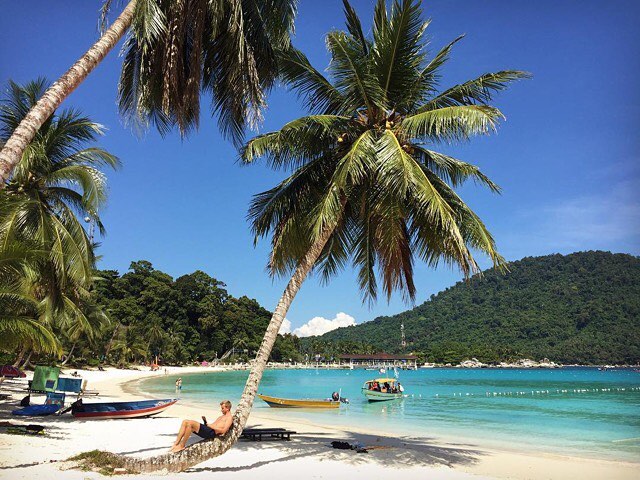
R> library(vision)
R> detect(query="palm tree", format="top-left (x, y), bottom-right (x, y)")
top-left (118, 0), bottom-right (297, 142)
top-left (111, 327), bottom-right (149, 365)
top-left (0, 0), bottom-right (135, 187)
top-left (0, 0), bottom-right (297, 187)
top-left (0, 79), bottom-right (118, 363)
top-left (0, 241), bottom-right (59, 357)
top-left (58, 295), bottom-right (111, 366)
top-left (0, 79), bottom-right (119, 293)
top-left (115, 0), bottom-right (529, 473)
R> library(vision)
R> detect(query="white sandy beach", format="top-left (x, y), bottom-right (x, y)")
top-left (0, 366), bottom-right (637, 480)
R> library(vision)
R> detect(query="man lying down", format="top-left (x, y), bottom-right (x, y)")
top-left (169, 400), bottom-right (233, 453)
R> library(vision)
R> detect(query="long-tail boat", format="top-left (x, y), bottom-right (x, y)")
top-left (257, 393), bottom-right (343, 408)
top-left (71, 398), bottom-right (177, 419)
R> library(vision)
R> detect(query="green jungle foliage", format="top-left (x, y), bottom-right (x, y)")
top-left (86, 261), bottom-right (303, 366)
top-left (316, 251), bottom-right (640, 365)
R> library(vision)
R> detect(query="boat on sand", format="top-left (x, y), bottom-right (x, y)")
top-left (71, 398), bottom-right (177, 419)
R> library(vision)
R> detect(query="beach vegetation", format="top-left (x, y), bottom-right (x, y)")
top-left (229, 0), bottom-right (528, 462)
top-left (0, 0), bottom-right (297, 187)
top-left (89, 262), bottom-right (302, 366)
top-left (0, 79), bottom-right (117, 365)
top-left (117, 0), bottom-right (527, 472)
top-left (69, 449), bottom-right (128, 475)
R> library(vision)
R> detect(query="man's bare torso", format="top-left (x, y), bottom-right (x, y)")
top-left (208, 411), bottom-right (232, 435)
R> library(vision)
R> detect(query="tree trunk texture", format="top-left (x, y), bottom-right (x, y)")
top-left (0, 0), bottom-right (137, 187)
top-left (13, 346), bottom-right (27, 367)
top-left (121, 227), bottom-right (335, 473)
top-left (104, 323), bottom-right (120, 360)
top-left (19, 350), bottom-right (33, 369)
top-left (60, 342), bottom-right (76, 366)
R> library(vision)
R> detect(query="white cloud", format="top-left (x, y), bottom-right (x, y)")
top-left (292, 312), bottom-right (356, 337)
top-left (278, 318), bottom-right (292, 335)
top-left (540, 179), bottom-right (640, 250)
top-left (501, 178), bottom-right (640, 258)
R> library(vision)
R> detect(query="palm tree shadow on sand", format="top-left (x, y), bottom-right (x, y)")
top-left (184, 429), bottom-right (484, 473)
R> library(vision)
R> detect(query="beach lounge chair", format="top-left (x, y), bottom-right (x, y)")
top-left (57, 377), bottom-right (83, 394)
top-left (30, 366), bottom-right (60, 392)
top-left (241, 427), bottom-right (296, 441)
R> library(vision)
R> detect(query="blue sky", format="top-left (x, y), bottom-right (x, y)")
top-left (1, 1), bottom-right (639, 336)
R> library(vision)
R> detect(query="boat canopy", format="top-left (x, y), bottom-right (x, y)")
top-left (364, 378), bottom-right (397, 384)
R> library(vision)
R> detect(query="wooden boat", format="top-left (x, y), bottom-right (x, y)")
top-left (12, 404), bottom-right (61, 416)
top-left (71, 398), bottom-right (177, 419)
top-left (362, 378), bottom-right (404, 402)
top-left (258, 393), bottom-right (341, 408)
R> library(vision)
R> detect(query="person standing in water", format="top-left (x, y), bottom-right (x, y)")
top-left (175, 377), bottom-right (182, 392)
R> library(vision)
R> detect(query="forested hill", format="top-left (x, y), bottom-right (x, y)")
top-left (319, 251), bottom-right (640, 365)
top-left (90, 261), bottom-right (301, 365)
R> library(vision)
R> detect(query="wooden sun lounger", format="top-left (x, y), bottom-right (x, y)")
top-left (241, 428), bottom-right (296, 441)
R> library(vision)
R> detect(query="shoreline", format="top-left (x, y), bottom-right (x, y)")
top-left (127, 367), bottom-right (638, 464)
top-left (1, 365), bottom-right (638, 479)
top-left (105, 366), bottom-right (640, 478)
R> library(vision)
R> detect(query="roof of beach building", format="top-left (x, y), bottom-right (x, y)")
top-left (338, 353), bottom-right (418, 360)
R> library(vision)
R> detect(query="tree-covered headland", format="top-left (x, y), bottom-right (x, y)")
top-left (318, 251), bottom-right (640, 365)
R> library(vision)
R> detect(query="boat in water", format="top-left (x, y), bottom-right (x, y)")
top-left (362, 378), bottom-right (404, 402)
top-left (258, 393), bottom-right (347, 408)
top-left (71, 398), bottom-right (177, 419)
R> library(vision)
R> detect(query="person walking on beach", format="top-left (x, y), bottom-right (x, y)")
top-left (169, 400), bottom-right (233, 453)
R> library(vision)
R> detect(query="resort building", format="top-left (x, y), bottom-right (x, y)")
top-left (338, 353), bottom-right (419, 369)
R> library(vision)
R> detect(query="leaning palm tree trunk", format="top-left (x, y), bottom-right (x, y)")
top-left (104, 323), bottom-right (120, 359)
top-left (60, 342), bottom-right (77, 366)
top-left (120, 227), bottom-right (335, 473)
top-left (0, 0), bottom-right (136, 187)
top-left (13, 346), bottom-right (27, 368)
top-left (19, 349), bottom-right (34, 369)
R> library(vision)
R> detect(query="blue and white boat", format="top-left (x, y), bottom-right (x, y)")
top-left (71, 398), bottom-right (177, 419)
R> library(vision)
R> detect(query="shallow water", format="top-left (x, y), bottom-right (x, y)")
top-left (138, 367), bottom-right (640, 461)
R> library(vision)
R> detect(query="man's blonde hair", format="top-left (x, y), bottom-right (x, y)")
top-left (220, 400), bottom-right (232, 410)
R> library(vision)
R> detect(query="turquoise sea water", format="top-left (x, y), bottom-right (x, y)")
top-left (137, 367), bottom-right (640, 461)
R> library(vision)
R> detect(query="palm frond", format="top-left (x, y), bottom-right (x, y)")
top-left (342, 0), bottom-right (369, 55)
top-left (309, 129), bottom-right (377, 239)
top-left (326, 31), bottom-right (384, 114)
top-left (419, 70), bottom-right (532, 111)
top-left (371, 0), bottom-right (429, 108)
top-left (0, 315), bottom-right (60, 354)
top-left (241, 115), bottom-right (351, 170)
top-left (401, 105), bottom-right (505, 142)
top-left (403, 34), bottom-right (465, 111)
top-left (119, 0), bottom-right (297, 144)
top-left (414, 146), bottom-right (501, 192)
top-left (245, 0), bottom-right (526, 304)
top-left (277, 47), bottom-right (346, 115)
